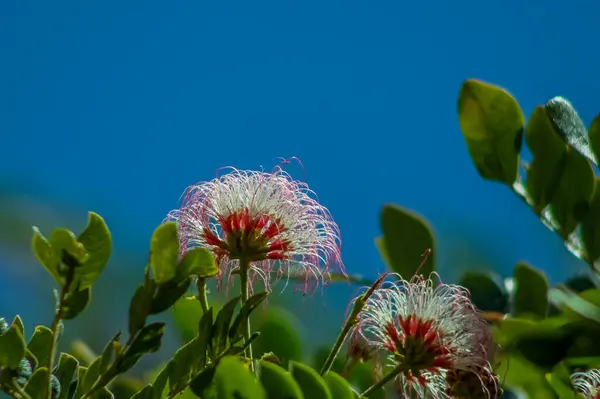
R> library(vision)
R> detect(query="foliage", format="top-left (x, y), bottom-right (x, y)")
top-left (2, 78), bottom-right (600, 398)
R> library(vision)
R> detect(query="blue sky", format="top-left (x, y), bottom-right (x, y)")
top-left (2, 0), bottom-right (600, 288)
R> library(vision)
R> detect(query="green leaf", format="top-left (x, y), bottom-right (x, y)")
top-left (380, 204), bottom-right (435, 278)
top-left (346, 362), bottom-right (385, 399)
top-left (176, 248), bottom-right (218, 279)
top-left (90, 387), bottom-right (114, 399)
top-left (62, 287), bottom-right (92, 320)
top-left (27, 325), bottom-right (53, 366)
top-left (548, 148), bottom-right (595, 238)
top-left (313, 347), bottom-right (344, 374)
top-left (211, 296), bottom-right (240, 357)
top-left (229, 291), bottom-right (269, 343)
top-left (117, 322), bottom-right (166, 373)
top-left (545, 96), bottom-right (597, 166)
top-left (458, 79), bottom-right (524, 185)
top-left (590, 113), bottom-right (600, 165)
top-left (458, 271), bottom-right (508, 313)
top-left (50, 228), bottom-right (89, 267)
top-left (128, 284), bottom-right (154, 336)
top-left (582, 178), bottom-right (600, 263)
top-left (524, 106), bottom-right (568, 211)
top-left (0, 324), bottom-right (26, 369)
top-left (81, 357), bottom-right (102, 394)
top-left (290, 361), bottom-right (332, 399)
top-left (150, 222), bottom-right (180, 285)
top-left (130, 385), bottom-right (154, 399)
top-left (152, 365), bottom-right (170, 399)
top-left (253, 308), bottom-right (303, 364)
top-left (127, 322), bottom-right (166, 357)
top-left (172, 297), bottom-right (203, 343)
top-left (545, 362), bottom-right (577, 399)
top-left (549, 287), bottom-right (600, 324)
top-left (495, 355), bottom-right (555, 398)
top-left (73, 366), bottom-right (88, 399)
top-left (195, 307), bottom-right (214, 371)
top-left (258, 360), bottom-right (304, 399)
top-left (11, 315), bottom-right (25, 337)
top-left (98, 334), bottom-right (118, 374)
top-left (76, 212), bottom-right (112, 289)
top-left (201, 356), bottom-right (266, 399)
top-left (513, 262), bottom-right (549, 318)
top-left (24, 367), bottom-right (50, 399)
top-left (32, 227), bottom-right (61, 283)
top-left (150, 277), bottom-right (192, 314)
top-left (324, 372), bottom-right (353, 399)
top-left (168, 334), bottom-right (211, 393)
top-left (54, 353), bottom-right (79, 399)
top-left (188, 367), bottom-right (217, 398)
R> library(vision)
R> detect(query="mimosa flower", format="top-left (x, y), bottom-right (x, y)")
top-left (350, 274), bottom-right (498, 398)
top-left (571, 369), bottom-right (600, 398)
top-left (166, 167), bottom-right (343, 292)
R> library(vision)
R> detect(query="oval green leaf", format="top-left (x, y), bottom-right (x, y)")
top-left (32, 227), bottom-right (61, 284)
top-left (458, 271), bottom-right (508, 313)
top-left (253, 308), bottom-right (303, 364)
top-left (76, 212), bottom-right (112, 289)
top-left (513, 262), bottom-right (549, 318)
top-left (289, 361), bottom-right (332, 399)
top-left (324, 372), bottom-right (354, 399)
top-left (545, 96), bottom-right (597, 166)
top-left (590, 113), bottom-right (600, 164)
top-left (380, 204), bottom-right (435, 278)
top-left (62, 287), bottom-right (92, 320)
top-left (54, 353), bottom-right (79, 399)
top-left (458, 79), bottom-right (524, 185)
top-left (0, 324), bottom-right (26, 369)
top-left (50, 228), bottom-right (89, 266)
top-left (259, 360), bottom-right (304, 399)
top-left (582, 178), bottom-right (600, 264)
top-left (524, 106), bottom-right (568, 211)
top-left (209, 356), bottom-right (266, 399)
top-left (150, 222), bottom-right (180, 285)
top-left (177, 248), bottom-right (218, 280)
top-left (24, 367), bottom-right (50, 399)
top-left (27, 325), bottom-right (53, 366)
top-left (548, 148), bottom-right (595, 238)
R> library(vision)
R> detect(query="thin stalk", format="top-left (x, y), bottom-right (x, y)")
top-left (46, 267), bottom-right (75, 399)
top-left (196, 277), bottom-right (210, 313)
top-left (360, 363), bottom-right (404, 397)
top-left (238, 256), bottom-right (254, 372)
top-left (319, 301), bottom-right (362, 376)
top-left (319, 273), bottom-right (387, 376)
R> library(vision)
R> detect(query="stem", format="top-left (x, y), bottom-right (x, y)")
top-left (319, 301), bottom-right (362, 376)
top-left (360, 363), bottom-right (405, 397)
top-left (196, 278), bottom-right (210, 313)
top-left (46, 267), bottom-right (75, 399)
top-left (2, 383), bottom-right (33, 399)
top-left (319, 274), bottom-right (387, 376)
top-left (238, 256), bottom-right (254, 372)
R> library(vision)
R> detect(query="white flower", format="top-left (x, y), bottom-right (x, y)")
top-left (571, 369), bottom-right (600, 398)
top-left (166, 167), bottom-right (343, 292)
top-left (350, 274), bottom-right (497, 398)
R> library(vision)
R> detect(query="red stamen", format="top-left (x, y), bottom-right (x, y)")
top-left (267, 251), bottom-right (286, 260)
top-left (202, 227), bottom-right (222, 246)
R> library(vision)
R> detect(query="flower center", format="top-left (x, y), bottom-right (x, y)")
top-left (385, 314), bottom-right (453, 376)
top-left (201, 207), bottom-right (291, 261)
